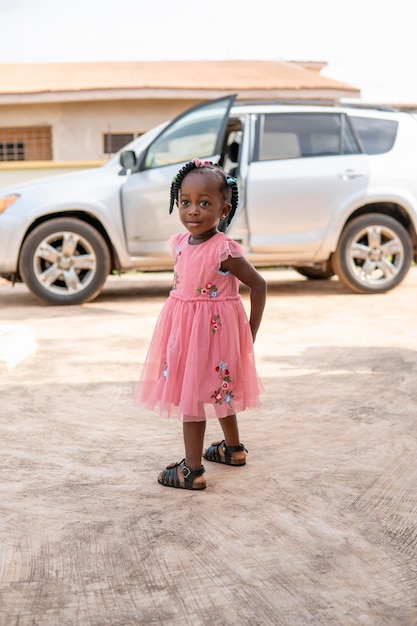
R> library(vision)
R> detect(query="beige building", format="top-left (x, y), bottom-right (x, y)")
top-left (0, 60), bottom-right (360, 186)
top-left (0, 60), bottom-right (361, 161)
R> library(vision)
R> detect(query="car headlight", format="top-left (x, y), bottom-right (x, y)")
top-left (0, 194), bottom-right (20, 214)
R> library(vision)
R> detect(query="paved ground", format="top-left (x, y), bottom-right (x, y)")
top-left (1, 268), bottom-right (417, 626)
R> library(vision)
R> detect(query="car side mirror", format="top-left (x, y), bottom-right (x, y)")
top-left (119, 150), bottom-right (137, 171)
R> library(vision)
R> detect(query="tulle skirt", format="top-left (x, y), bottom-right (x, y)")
top-left (134, 294), bottom-right (263, 421)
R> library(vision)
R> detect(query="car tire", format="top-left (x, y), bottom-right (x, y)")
top-left (293, 261), bottom-right (335, 280)
top-left (19, 218), bottom-right (111, 305)
top-left (333, 213), bottom-right (412, 294)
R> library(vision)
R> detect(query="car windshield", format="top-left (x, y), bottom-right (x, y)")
top-left (142, 99), bottom-right (232, 169)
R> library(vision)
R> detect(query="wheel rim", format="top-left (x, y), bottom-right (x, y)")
top-left (32, 230), bottom-right (98, 296)
top-left (348, 223), bottom-right (405, 286)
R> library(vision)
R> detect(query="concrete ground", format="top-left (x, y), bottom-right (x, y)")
top-left (0, 267), bottom-right (416, 626)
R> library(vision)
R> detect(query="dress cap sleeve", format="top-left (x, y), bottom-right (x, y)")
top-left (218, 234), bottom-right (244, 265)
top-left (169, 233), bottom-right (186, 258)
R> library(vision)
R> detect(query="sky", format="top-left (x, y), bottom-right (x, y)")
top-left (1, 0), bottom-right (416, 104)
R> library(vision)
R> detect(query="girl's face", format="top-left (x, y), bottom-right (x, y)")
top-left (177, 170), bottom-right (230, 241)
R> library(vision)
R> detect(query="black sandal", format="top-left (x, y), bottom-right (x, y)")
top-left (158, 459), bottom-right (206, 490)
top-left (203, 440), bottom-right (248, 466)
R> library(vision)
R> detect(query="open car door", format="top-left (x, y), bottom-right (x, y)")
top-left (121, 95), bottom-right (236, 257)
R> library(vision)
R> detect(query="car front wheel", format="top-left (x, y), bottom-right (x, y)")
top-left (333, 213), bottom-right (412, 294)
top-left (19, 218), bottom-right (111, 305)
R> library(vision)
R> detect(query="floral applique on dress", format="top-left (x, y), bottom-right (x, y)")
top-left (172, 272), bottom-right (179, 290)
top-left (174, 246), bottom-right (182, 262)
top-left (197, 282), bottom-right (218, 297)
top-left (211, 361), bottom-right (234, 405)
top-left (210, 314), bottom-right (221, 334)
top-left (172, 246), bottom-right (182, 290)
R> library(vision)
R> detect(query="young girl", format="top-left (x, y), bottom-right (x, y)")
top-left (134, 158), bottom-right (266, 490)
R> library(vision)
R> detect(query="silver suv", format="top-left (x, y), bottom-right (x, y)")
top-left (1, 95), bottom-right (416, 305)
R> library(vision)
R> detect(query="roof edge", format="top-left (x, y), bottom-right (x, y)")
top-left (0, 87), bottom-right (360, 105)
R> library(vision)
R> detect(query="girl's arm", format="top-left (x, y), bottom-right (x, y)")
top-left (221, 256), bottom-right (267, 342)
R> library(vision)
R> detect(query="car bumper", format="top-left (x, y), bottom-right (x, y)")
top-left (0, 211), bottom-right (27, 273)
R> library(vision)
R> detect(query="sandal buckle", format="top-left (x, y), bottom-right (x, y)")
top-left (181, 465), bottom-right (191, 479)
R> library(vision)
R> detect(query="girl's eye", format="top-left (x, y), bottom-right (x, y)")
top-left (200, 201), bottom-right (209, 207)
top-left (180, 200), bottom-right (189, 207)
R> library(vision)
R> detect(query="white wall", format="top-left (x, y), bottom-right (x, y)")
top-left (0, 98), bottom-right (197, 161)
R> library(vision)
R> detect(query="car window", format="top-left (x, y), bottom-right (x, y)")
top-left (349, 116), bottom-right (398, 155)
top-left (143, 99), bottom-right (232, 169)
top-left (256, 113), bottom-right (361, 161)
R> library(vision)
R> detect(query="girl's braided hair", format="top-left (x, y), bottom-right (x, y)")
top-left (169, 158), bottom-right (239, 227)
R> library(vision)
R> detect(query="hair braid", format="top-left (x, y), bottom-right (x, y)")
top-left (169, 159), bottom-right (239, 227)
top-left (224, 175), bottom-right (239, 226)
top-left (169, 161), bottom-right (199, 214)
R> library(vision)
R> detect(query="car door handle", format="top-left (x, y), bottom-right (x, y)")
top-left (339, 169), bottom-right (365, 181)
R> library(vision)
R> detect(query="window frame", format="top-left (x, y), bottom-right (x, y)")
top-left (0, 125), bottom-right (52, 161)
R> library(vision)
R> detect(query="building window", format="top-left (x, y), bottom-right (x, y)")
top-left (103, 132), bottom-right (133, 155)
top-left (0, 126), bottom-right (52, 161)
top-left (103, 132), bottom-right (144, 155)
top-left (0, 142), bottom-right (25, 161)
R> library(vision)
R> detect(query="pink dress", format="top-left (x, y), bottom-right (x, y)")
top-left (134, 231), bottom-right (263, 421)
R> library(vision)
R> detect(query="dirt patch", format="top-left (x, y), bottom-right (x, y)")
top-left (1, 268), bottom-right (417, 625)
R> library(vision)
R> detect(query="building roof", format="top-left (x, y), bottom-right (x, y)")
top-left (0, 60), bottom-right (360, 103)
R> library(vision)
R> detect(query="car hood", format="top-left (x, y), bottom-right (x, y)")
top-left (0, 162), bottom-right (121, 198)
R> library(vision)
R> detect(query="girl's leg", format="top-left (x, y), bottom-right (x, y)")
top-left (219, 413), bottom-right (240, 445)
top-left (218, 414), bottom-right (247, 464)
top-left (158, 419), bottom-right (206, 489)
top-left (183, 419), bottom-right (206, 469)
